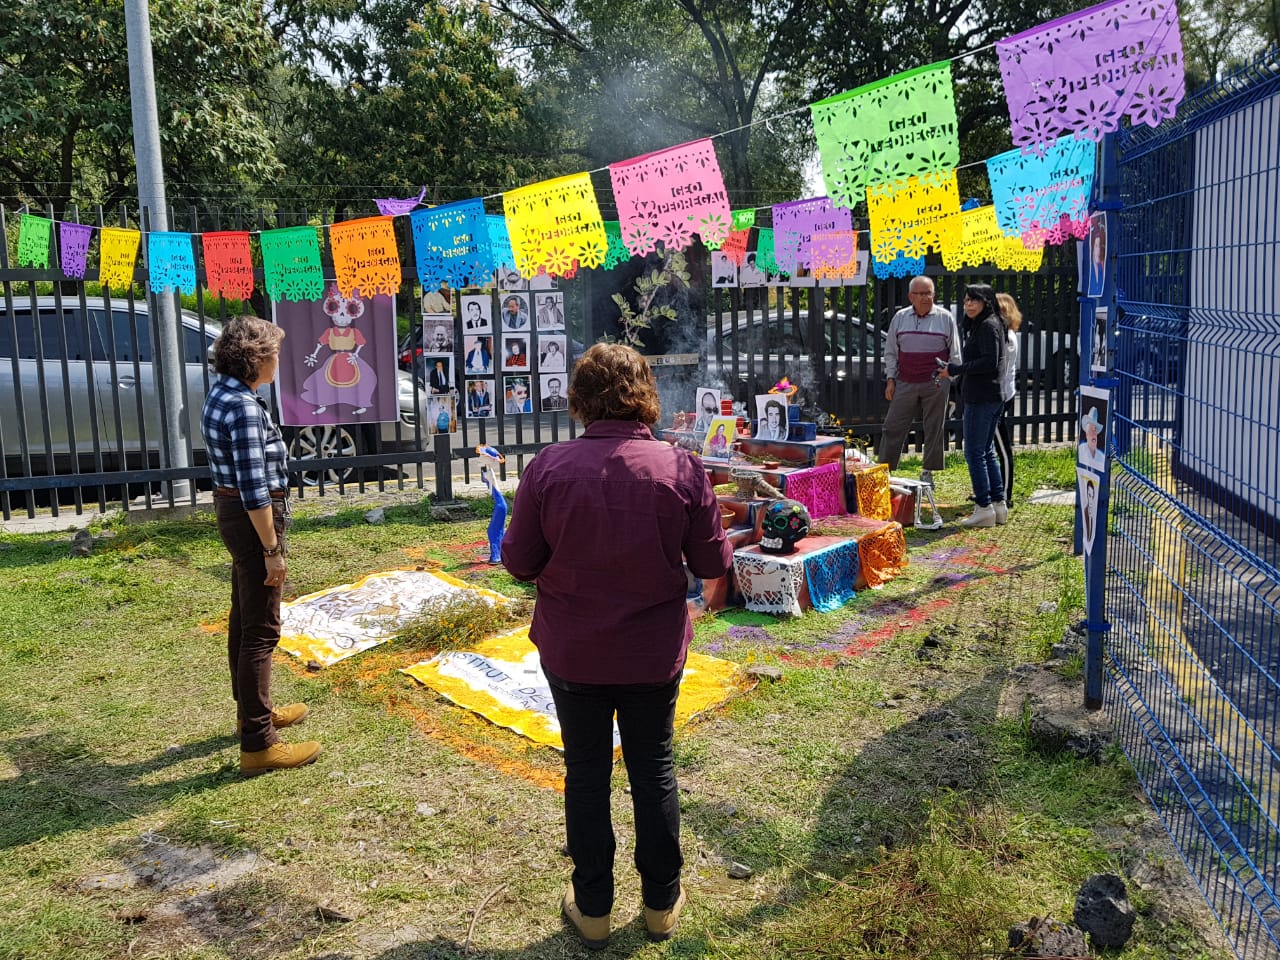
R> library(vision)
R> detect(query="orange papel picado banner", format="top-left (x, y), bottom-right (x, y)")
top-left (329, 216), bottom-right (402, 299)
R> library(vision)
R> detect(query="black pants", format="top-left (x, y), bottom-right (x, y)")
top-left (544, 666), bottom-right (683, 918)
top-left (994, 398), bottom-right (1015, 506)
top-left (215, 494), bottom-right (290, 752)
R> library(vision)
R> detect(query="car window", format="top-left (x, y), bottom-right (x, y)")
top-left (0, 309), bottom-right (90, 361)
top-left (183, 323), bottom-right (215, 364)
top-left (104, 309), bottom-right (152, 363)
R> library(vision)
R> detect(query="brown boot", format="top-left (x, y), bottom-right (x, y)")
top-left (235, 702), bottom-right (309, 736)
top-left (645, 886), bottom-right (686, 942)
top-left (561, 883), bottom-right (610, 950)
top-left (240, 740), bottom-right (322, 776)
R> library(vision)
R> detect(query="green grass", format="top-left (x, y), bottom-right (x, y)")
top-left (0, 447), bottom-right (1232, 959)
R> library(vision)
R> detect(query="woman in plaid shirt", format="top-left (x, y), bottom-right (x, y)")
top-left (201, 316), bottom-right (321, 776)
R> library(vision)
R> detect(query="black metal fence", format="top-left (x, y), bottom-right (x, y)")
top-left (2, 201), bottom-right (1081, 520)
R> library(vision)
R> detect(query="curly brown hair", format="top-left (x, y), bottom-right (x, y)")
top-left (568, 343), bottom-right (660, 426)
top-left (212, 315), bottom-right (285, 383)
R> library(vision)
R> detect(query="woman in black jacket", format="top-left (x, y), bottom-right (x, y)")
top-left (941, 284), bottom-right (1007, 528)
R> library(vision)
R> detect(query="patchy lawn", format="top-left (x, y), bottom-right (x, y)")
top-left (0, 449), bottom-right (1228, 959)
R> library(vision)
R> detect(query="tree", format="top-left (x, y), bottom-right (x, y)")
top-left (489, 0), bottom-right (810, 210)
top-left (0, 0), bottom-right (284, 216)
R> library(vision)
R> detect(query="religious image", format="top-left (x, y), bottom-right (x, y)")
top-left (540, 374), bottom-right (569, 413)
top-left (426, 393), bottom-right (457, 435)
top-left (461, 295), bottom-right (493, 333)
top-left (538, 335), bottom-right (567, 372)
top-left (535, 291), bottom-right (565, 331)
top-left (465, 379), bottom-right (495, 419)
top-left (1087, 211), bottom-right (1107, 299)
top-left (500, 292), bottom-right (532, 331)
top-left (504, 375), bottom-right (532, 414)
top-left (274, 281), bottom-right (397, 426)
top-left (426, 355), bottom-right (454, 395)
top-left (464, 335), bottom-right (494, 375)
top-left (1078, 386), bottom-right (1110, 474)
top-left (701, 415), bottom-right (737, 459)
top-left (423, 317), bottom-right (454, 354)
top-left (1078, 468), bottom-right (1101, 557)
top-left (755, 394), bottom-right (789, 441)
top-left (711, 251), bottom-right (738, 288)
top-left (503, 333), bottom-right (531, 371)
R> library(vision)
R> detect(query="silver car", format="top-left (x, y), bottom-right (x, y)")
top-left (0, 295), bottom-right (430, 488)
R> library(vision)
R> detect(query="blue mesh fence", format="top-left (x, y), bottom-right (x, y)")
top-left (1105, 49), bottom-right (1280, 959)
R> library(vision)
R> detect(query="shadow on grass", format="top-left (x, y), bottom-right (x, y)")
top-left (0, 730), bottom-right (236, 850)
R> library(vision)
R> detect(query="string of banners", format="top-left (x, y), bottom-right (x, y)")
top-left (12, 0), bottom-right (1183, 296)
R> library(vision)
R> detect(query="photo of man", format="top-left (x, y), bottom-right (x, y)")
top-left (1078, 386), bottom-right (1110, 473)
top-left (427, 356), bottom-right (453, 395)
top-left (500, 293), bottom-right (531, 331)
top-left (701, 416), bottom-right (737, 460)
top-left (466, 379), bottom-right (494, 419)
top-left (535, 292), bottom-right (565, 331)
top-left (504, 375), bottom-right (532, 414)
top-left (421, 282), bottom-right (451, 315)
top-left (540, 375), bottom-right (569, 412)
top-left (1078, 468), bottom-right (1100, 556)
top-left (1087, 211), bottom-right (1107, 299)
top-left (425, 321), bottom-right (453, 354)
top-left (755, 394), bottom-right (788, 441)
top-left (426, 394), bottom-right (457, 435)
top-left (462, 296), bottom-right (492, 333)
top-left (464, 335), bottom-right (493, 375)
top-left (711, 251), bottom-right (738, 288)
top-left (496, 264), bottom-right (527, 291)
top-left (503, 334), bottom-right (530, 370)
top-left (1090, 313), bottom-right (1108, 373)
top-left (693, 387), bottom-right (721, 435)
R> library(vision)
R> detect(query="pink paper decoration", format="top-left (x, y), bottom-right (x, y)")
top-left (997, 0), bottom-right (1186, 154)
top-left (609, 139), bottom-right (732, 255)
top-left (771, 197), bottom-right (853, 275)
top-left (59, 222), bottom-right (93, 279)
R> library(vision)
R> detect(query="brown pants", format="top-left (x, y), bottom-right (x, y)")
top-left (215, 495), bottom-right (290, 752)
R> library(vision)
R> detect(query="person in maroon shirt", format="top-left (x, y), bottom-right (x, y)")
top-left (501, 343), bottom-right (733, 949)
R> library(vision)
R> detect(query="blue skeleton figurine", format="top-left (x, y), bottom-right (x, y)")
top-left (476, 445), bottom-right (508, 564)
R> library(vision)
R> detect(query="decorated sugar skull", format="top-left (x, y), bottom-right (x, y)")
top-left (321, 281), bottom-right (365, 326)
top-left (759, 499), bottom-right (811, 554)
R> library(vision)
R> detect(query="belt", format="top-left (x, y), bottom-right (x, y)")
top-left (214, 486), bottom-right (288, 500)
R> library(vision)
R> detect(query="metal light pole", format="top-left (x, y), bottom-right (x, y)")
top-left (125, 0), bottom-right (191, 501)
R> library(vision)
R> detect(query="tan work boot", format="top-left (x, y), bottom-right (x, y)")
top-left (235, 702), bottom-right (309, 736)
top-left (561, 883), bottom-right (610, 950)
top-left (645, 885), bottom-right (686, 942)
top-left (240, 740), bottom-right (322, 776)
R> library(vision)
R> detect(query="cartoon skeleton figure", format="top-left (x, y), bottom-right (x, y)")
top-left (301, 282), bottom-right (379, 415)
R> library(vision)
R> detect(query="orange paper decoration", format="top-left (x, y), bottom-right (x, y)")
top-left (329, 217), bottom-right (402, 299)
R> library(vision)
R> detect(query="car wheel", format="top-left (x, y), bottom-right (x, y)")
top-left (288, 424), bottom-right (359, 487)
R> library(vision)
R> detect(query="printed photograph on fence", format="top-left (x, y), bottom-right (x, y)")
top-left (535, 292), bottom-right (565, 331)
top-left (427, 393), bottom-right (457, 435)
top-left (540, 374), bottom-right (569, 413)
top-left (529, 270), bottom-right (558, 292)
top-left (496, 264), bottom-right (527, 291)
top-left (423, 317), bottom-right (454, 354)
top-left (694, 388), bottom-right (721, 435)
top-left (1078, 468), bottom-right (1101, 557)
top-left (504, 375), bottom-right (532, 414)
top-left (466, 379), bottom-right (495, 419)
top-left (499, 292), bottom-right (532, 331)
top-left (502, 333), bottom-right (530, 371)
top-left (755, 394), bottom-right (789, 441)
top-left (1087, 211), bottom-right (1107, 299)
top-left (426, 355), bottom-right (454, 395)
top-left (538, 335), bottom-right (567, 372)
top-left (711, 250), bottom-right (738, 288)
top-left (739, 252), bottom-right (770, 288)
top-left (461, 295), bottom-right (493, 334)
top-left (421, 282), bottom-right (452, 315)
top-left (274, 281), bottom-right (397, 426)
top-left (701, 415), bottom-right (737, 460)
top-left (1090, 311), bottom-right (1109, 373)
top-left (1078, 386), bottom-right (1110, 474)
top-left (463, 335), bottom-right (494, 375)
top-left (818, 250), bottom-right (870, 288)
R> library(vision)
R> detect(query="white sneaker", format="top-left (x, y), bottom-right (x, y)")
top-left (993, 501), bottom-right (1008, 525)
top-left (959, 504), bottom-right (997, 528)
